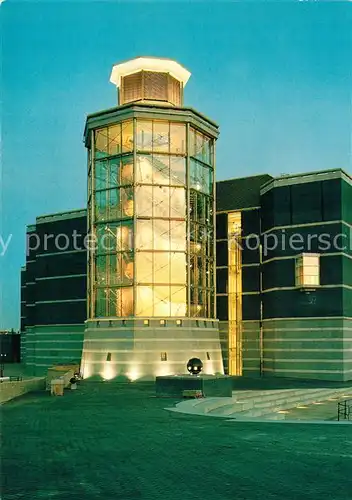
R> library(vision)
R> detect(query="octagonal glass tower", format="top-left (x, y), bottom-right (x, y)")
top-left (82, 57), bottom-right (223, 380)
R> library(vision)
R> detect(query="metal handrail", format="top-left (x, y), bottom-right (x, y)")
top-left (337, 399), bottom-right (352, 421)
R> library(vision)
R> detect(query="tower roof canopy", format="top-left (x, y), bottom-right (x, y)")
top-left (110, 56), bottom-right (191, 88)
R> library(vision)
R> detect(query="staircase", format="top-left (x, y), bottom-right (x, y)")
top-left (170, 386), bottom-right (352, 420)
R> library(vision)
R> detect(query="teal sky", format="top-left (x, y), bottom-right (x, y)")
top-left (1, 1), bottom-right (351, 329)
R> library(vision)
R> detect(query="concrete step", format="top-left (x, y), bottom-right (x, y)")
top-left (211, 388), bottom-right (349, 416)
top-left (174, 386), bottom-right (352, 419)
top-left (236, 389), bottom-right (347, 410)
top-left (229, 388), bottom-right (352, 419)
top-left (232, 388), bottom-right (346, 404)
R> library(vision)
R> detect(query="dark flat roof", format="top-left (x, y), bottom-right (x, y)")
top-left (216, 174), bottom-right (273, 212)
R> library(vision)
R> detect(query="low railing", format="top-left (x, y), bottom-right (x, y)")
top-left (0, 376), bottom-right (23, 383)
top-left (337, 399), bottom-right (352, 421)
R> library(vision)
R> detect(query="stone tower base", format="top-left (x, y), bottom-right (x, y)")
top-left (81, 318), bottom-right (224, 381)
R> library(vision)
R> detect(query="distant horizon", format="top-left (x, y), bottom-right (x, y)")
top-left (1, 1), bottom-right (351, 329)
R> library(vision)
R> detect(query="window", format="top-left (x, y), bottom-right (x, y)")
top-left (190, 159), bottom-right (211, 195)
top-left (189, 127), bottom-right (213, 165)
top-left (161, 352), bottom-right (167, 361)
top-left (206, 352), bottom-right (211, 361)
top-left (295, 253), bottom-right (320, 288)
top-left (106, 352), bottom-right (112, 362)
top-left (108, 125), bottom-right (121, 155)
top-left (122, 121), bottom-right (133, 152)
top-left (170, 124), bottom-right (186, 154)
top-left (136, 121), bottom-right (153, 152)
top-left (143, 319), bottom-right (149, 326)
top-left (95, 128), bottom-right (109, 158)
top-left (153, 122), bottom-right (169, 153)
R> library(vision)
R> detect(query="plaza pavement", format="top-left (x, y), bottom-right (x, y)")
top-left (1, 382), bottom-right (352, 500)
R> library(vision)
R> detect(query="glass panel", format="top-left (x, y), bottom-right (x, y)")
top-left (170, 187), bottom-right (186, 218)
top-left (121, 156), bottom-right (133, 185)
top-left (296, 254), bottom-right (320, 287)
top-left (101, 224), bottom-right (118, 253)
top-left (170, 156), bottom-right (186, 185)
top-left (153, 186), bottom-right (169, 218)
top-left (170, 123), bottom-right (186, 154)
top-left (136, 286), bottom-right (153, 316)
top-left (154, 253), bottom-right (170, 284)
top-left (153, 220), bottom-right (170, 250)
top-left (152, 155), bottom-right (169, 185)
top-left (136, 220), bottom-right (153, 250)
top-left (135, 186), bottom-right (153, 217)
top-left (153, 286), bottom-right (171, 316)
top-left (304, 266), bottom-right (319, 277)
top-left (196, 193), bottom-right (205, 223)
top-left (121, 253), bottom-right (134, 284)
top-left (303, 255), bottom-right (319, 266)
top-left (170, 220), bottom-right (186, 251)
top-left (107, 254), bottom-right (119, 285)
top-left (88, 175), bottom-right (92, 203)
top-left (107, 189), bottom-right (120, 221)
top-left (136, 120), bottom-right (153, 151)
top-left (108, 124), bottom-right (121, 156)
top-left (95, 128), bottom-right (109, 158)
top-left (120, 222), bottom-right (133, 251)
top-left (96, 256), bottom-right (106, 285)
top-left (207, 259), bottom-right (213, 288)
top-left (121, 287), bottom-right (133, 316)
top-left (189, 128), bottom-right (196, 157)
top-left (170, 286), bottom-right (187, 317)
top-left (198, 225), bottom-right (207, 245)
top-left (190, 160), bottom-right (211, 194)
top-left (200, 164), bottom-right (210, 194)
top-left (96, 226), bottom-right (105, 254)
top-left (170, 252), bottom-right (186, 284)
top-left (122, 121), bottom-right (133, 152)
top-left (207, 229), bottom-right (214, 257)
top-left (136, 155), bottom-right (153, 184)
top-left (88, 149), bottom-right (92, 175)
top-left (190, 239), bottom-right (202, 256)
top-left (121, 186), bottom-right (134, 218)
top-left (108, 158), bottom-right (119, 188)
top-left (95, 160), bottom-right (107, 191)
top-left (203, 135), bottom-right (211, 164)
top-left (304, 274), bottom-right (319, 285)
top-left (95, 191), bottom-right (107, 222)
top-left (95, 288), bottom-right (106, 317)
top-left (195, 131), bottom-right (204, 161)
top-left (153, 121), bottom-right (170, 153)
top-left (190, 159), bottom-right (200, 191)
top-left (204, 197), bottom-right (211, 224)
top-left (136, 252), bottom-right (153, 283)
top-left (209, 169), bottom-right (214, 195)
top-left (107, 288), bottom-right (118, 316)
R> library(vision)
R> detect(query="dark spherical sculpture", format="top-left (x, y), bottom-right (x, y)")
top-left (187, 358), bottom-right (203, 375)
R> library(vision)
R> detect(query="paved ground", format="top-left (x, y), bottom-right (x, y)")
top-left (2, 382), bottom-right (352, 500)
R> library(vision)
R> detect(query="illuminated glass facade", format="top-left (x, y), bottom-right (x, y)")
top-left (87, 118), bottom-right (216, 319)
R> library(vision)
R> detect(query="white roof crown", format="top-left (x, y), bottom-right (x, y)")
top-left (110, 56), bottom-right (191, 88)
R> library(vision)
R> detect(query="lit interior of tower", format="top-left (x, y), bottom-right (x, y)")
top-left (82, 57), bottom-right (223, 380)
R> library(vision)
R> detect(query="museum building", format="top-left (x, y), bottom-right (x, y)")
top-left (20, 57), bottom-right (352, 382)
